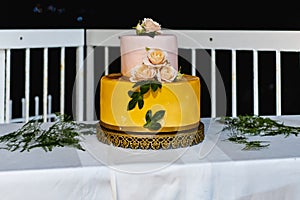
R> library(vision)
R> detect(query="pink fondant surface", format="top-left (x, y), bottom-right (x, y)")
top-left (120, 34), bottom-right (178, 76)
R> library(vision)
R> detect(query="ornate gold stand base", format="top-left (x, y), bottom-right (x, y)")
top-left (96, 122), bottom-right (205, 150)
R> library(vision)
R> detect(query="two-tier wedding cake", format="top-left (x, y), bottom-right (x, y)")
top-left (97, 18), bottom-right (204, 150)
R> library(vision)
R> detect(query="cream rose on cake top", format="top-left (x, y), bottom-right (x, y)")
top-left (135, 18), bottom-right (162, 35)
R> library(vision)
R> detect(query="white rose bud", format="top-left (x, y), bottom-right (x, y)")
top-left (135, 24), bottom-right (144, 35)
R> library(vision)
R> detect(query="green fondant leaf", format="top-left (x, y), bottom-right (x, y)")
top-left (140, 32), bottom-right (156, 38)
top-left (151, 82), bottom-right (162, 91)
top-left (143, 110), bottom-right (165, 131)
top-left (127, 99), bottom-right (137, 111)
top-left (157, 82), bottom-right (162, 89)
top-left (150, 83), bottom-right (158, 92)
top-left (145, 110), bottom-right (152, 122)
top-left (151, 110), bottom-right (165, 122)
top-left (148, 122), bottom-right (161, 130)
top-left (128, 91), bottom-right (139, 98)
top-left (143, 121), bottom-right (150, 128)
top-left (132, 80), bottom-right (149, 88)
top-left (140, 84), bottom-right (150, 95)
top-left (138, 99), bottom-right (144, 109)
top-left (128, 90), bottom-right (133, 97)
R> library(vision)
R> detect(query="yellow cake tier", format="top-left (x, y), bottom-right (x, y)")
top-left (100, 73), bottom-right (200, 132)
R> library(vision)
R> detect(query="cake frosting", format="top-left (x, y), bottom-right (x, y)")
top-left (97, 18), bottom-right (204, 150)
top-left (120, 34), bottom-right (178, 77)
top-left (100, 74), bottom-right (200, 132)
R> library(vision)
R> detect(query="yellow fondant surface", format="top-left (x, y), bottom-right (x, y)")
top-left (100, 74), bottom-right (200, 132)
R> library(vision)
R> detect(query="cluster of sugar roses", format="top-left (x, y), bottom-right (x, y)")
top-left (131, 18), bottom-right (178, 83)
top-left (129, 47), bottom-right (178, 83)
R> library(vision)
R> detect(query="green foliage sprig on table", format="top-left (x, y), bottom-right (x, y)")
top-left (0, 113), bottom-right (96, 152)
top-left (218, 115), bottom-right (300, 150)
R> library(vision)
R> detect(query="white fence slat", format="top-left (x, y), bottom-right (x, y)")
top-left (60, 47), bottom-right (65, 116)
top-left (231, 50), bottom-right (237, 117)
top-left (43, 48), bottom-right (48, 122)
top-left (21, 98), bottom-right (25, 121)
top-left (9, 100), bottom-right (12, 120)
top-left (10, 95), bottom-right (56, 123)
top-left (211, 49), bottom-right (216, 118)
top-left (191, 49), bottom-right (196, 76)
top-left (25, 48), bottom-right (30, 122)
top-left (0, 50), bottom-right (5, 123)
top-left (5, 49), bottom-right (11, 123)
top-left (253, 50), bottom-right (259, 115)
top-left (276, 50), bottom-right (281, 116)
top-left (104, 46), bottom-right (109, 75)
top-left (86, 46), bottom-right (95, 121)
top-left (35, 96), bottom-right (39, 117)
top-left (76, 46), bottom-right (84, 121)
top-left (48, 95), bottom-right (52, 122)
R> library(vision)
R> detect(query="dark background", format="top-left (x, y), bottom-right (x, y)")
top-left (1, 1), bottom-right (300, 30)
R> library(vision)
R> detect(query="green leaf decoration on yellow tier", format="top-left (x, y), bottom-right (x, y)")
top-left (127, 80), bottom-right (162, 111)
top-left (218, 115), bottom-right (300, 150)
top-left (143, 110), bottom-right (165, 131)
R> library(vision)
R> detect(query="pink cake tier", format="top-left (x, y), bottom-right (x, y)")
top-left (120, 34), bottom-right (178, 77)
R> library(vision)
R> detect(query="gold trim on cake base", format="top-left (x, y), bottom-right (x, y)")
top-left (96, 122), bottom-right (204, 150)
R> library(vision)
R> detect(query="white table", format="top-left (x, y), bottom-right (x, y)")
top-left (1, 116), bottom-right (300, 200)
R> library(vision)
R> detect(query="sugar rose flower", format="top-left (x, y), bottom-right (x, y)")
top-left (130, 64), bottom-right (156, 82)
top-left (158, 65), bottom-right (178, 82)
top-left (143, 49), bottom-right (168, 67)
top-left (142, 18), bottom-right (161, 33)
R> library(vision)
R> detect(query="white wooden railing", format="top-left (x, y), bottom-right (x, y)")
top-left (9, 95), bottom-right (55, 123)
top-left (2, 29), bottom-right (300, 123)
top-left (0, 29), bottom-right (85, 123)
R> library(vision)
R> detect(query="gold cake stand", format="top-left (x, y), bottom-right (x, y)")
top-left (96, 122), bottom-right (205, 150)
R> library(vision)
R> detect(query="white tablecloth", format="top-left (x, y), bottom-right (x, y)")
top-left (1, 116), bottom-right (300, 200)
